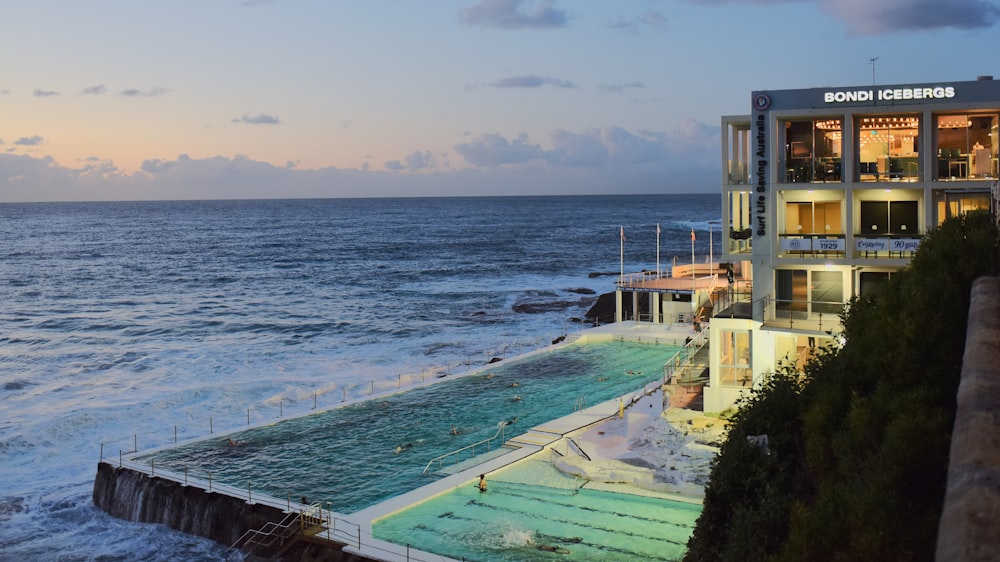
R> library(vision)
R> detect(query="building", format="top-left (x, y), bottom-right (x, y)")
top-left (703, 76), bottom-right (1000, 413)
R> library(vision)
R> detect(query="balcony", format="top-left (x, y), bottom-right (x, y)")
top-left (762, 296), bottom-right (843, 334)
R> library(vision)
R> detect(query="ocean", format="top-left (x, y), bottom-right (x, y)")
top-left (0, 194), bottom-right (719, 560)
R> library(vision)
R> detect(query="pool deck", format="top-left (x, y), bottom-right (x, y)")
top-left (341, 321), bottom-right (702, 561)
top-left (344, 394), bottom-right (636, 561)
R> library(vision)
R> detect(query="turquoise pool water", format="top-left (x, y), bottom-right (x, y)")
top-left (373, 458), bottom-right (701, 561)
top-left (144, 340), bottom-right (682, 514)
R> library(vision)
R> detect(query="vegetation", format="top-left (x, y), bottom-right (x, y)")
top-left (685, 211), bottom-right (1000, 562)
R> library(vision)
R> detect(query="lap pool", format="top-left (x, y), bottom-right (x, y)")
top-left (373, 457), bottom-right (701, 561)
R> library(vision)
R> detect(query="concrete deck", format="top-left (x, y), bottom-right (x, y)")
top-left (340, 321), bottom-right (701, 561)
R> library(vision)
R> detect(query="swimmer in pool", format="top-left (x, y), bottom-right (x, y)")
top-left (477, 474), bottom-right (487, 492)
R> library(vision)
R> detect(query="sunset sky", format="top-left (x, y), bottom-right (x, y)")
top-left (2, 0), bottom-right (999, 202)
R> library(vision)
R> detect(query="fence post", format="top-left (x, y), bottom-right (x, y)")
top-left (248, 481), bottom-right (252, 503)
top-left (133, 434), bottom-right (137, 453)
top-left (279, 400), bottom-right (283, 418)
top-left (174, 425), bottom-right (177, 444)
top-left (313, 393), bottom-right (317, 410)
top-left (150, 458), bottom-right (155, 477)
top-left (99, 443), bottom-right (104, 462)
top-left (210, 416), bottom-right (213, 434)
top-left (247, 408), bottom-right (251, 425)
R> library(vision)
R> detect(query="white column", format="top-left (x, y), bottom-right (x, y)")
top-left (615, 290), bottom-right (623, 323)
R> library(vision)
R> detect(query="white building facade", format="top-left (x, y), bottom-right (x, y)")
top-left (705, 77), bottom-right (1000, 413)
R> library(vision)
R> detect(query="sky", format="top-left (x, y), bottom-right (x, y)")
top-left (2, 0), bottom-right (999, 202)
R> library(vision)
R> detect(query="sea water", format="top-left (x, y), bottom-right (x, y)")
top-left (0, 194), bottom-right (718, 560)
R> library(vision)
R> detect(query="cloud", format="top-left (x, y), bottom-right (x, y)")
top-left (686, 0), bottom-right (1000, 35)
top-left (14, 136), bottom-right (45, 146)
top-left (82, 84), bottom-right (107, 95)
top-left (232, 113), bottom-right (282, 125)
top-left (455, 122), bottom-right (719, 171)
top-left (822, 0), bottom-right (1000, 35)
top-left (490, 74), bottom-right (575, 88)
top-left (33, 89), bottom-right (60, 97)
top-left (458, 0), bottom-right (569, 29)
top-left (599, 81), bottom-right (645, 94)
top-left (608, 9), bottom-right (668, 33)
top-left (0, 121), bottom-right (721, 202)
top-left (385, 150), bottom-right (437, 172)
top-left (454, 133), bottom-right (545, 166)
top-left (119, 87), bottom-right (169, 97)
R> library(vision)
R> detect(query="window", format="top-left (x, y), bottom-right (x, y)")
top-left (728, 190), bottom-right (752, 254)
top-left (934, 191), bottom-right (992, 224)
top-left (859, 271), bottom-right (891, 297)
top-left (775, 269), bottom-right (843, 316)
top-left (859, 200), bottom-right (918, 235)
top-left (719, 330), bottom-right (752, 387)
top-left (857, 114), bottom-right (920, 182)
top-left (781, 118), bottom-right (843, 183)
top-left (935, 113), bottom-right (998, 180)
top-left (783, 200), bottom-right (843, 235)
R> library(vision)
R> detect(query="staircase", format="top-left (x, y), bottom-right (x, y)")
top-left (226, 504), bottom-right (328, 560)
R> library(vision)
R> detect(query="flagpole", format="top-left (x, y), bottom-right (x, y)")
top-left (690, 228), bottom-right (696, 320)
top-left (619, 226), bottom-right (625, 278)
top-left (656, 223), bottom-right (661, 277)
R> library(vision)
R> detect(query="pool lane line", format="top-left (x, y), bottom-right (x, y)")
top-left (462, 498), bottom-right (692, 547)
top-left (487, 480), bottom-right (697, 529)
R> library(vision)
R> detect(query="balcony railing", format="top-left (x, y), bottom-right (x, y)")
top-left (778, 234), bottom-right (846, 258)
top-left (762, 296), bottom-right (843, 333)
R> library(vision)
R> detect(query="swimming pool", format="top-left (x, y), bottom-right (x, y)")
top-left (373, 457), bottom-right (701, 561)
top-left (142, 339), bottom-right (682, 514)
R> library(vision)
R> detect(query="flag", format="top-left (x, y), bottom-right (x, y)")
top-left (690, 228), bottom-right (696, 242)
top-left (620, 226), bottom-right (626, 241)
top-left (656, 223), bottom-right (661, 235)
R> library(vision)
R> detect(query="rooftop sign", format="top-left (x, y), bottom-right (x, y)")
top-left (824, 86), bottom-right (956, 103)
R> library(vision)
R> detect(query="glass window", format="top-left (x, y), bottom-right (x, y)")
top-left (857, 115), bottom-right (920, 182)
top-left (781, 118), bottom-right (842, 183)
top-left (934, 191), bottom-right (992, 224)
top-left (775, 269), bottom-right (843, 316)
top-left (719, 330), bottom-right (752, 387)
top-left (727, 190), bottom-right (752, 254)
top-left (783, 200), bottom-right (843, 235)
top-left (936, 113), bottom-right (999, 180)
top-left (859, 271), bottom-right (890, 297)
top-left (811, 270), bottom-right (843, 315)
top-left (859, 200), bottom-right (918, 235)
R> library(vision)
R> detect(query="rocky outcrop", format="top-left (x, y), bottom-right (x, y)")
top-left (585, 291), bottom-right (650, 324)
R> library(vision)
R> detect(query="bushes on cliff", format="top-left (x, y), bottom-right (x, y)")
top-left (685, 210), bottom-right (1000, 562)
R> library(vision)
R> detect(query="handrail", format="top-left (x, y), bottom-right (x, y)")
top-left (421, 423), bottom-right (508, 474)
top-left (662, 327), bottom-right (709, 386)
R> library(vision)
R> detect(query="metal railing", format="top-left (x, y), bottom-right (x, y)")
top-left (762, 296), bottom-right (843, 332)
top-left (662, 327), bottom-right (709, 386)
top-left (421, 423), bottom-right (510, 474)
top-left (98, 331), bottom-right (576, 463)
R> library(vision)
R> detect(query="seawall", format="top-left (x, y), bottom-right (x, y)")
top-left (936, 276), bottom-right (1000, 562)
top-left (92, 462), bottom-right (364, 561)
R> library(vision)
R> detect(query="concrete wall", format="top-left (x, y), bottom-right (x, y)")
top-left (92, 462), bottom-right (365, 561)
top-left (936, 276), bottom-right (1000, 562)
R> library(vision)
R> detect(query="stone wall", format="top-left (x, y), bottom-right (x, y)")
top-left (936, 276), bottom-right (1000, 562)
